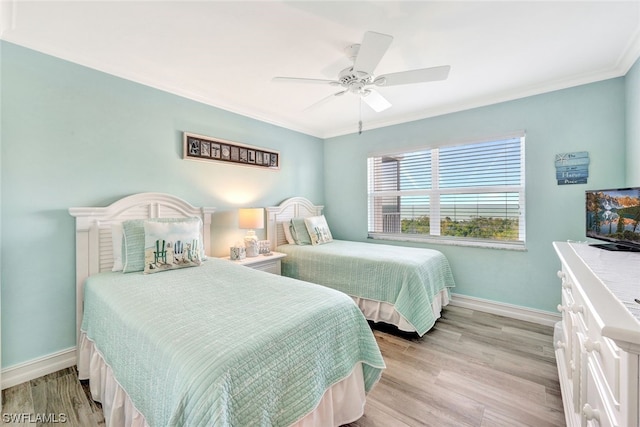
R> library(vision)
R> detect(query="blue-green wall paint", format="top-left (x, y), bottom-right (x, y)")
top-left (323, 79), bottom-right (626, 314)
top-left (626, 57), bottom-right (640, 186)
top-left (1, 39), bottom-right (636, 370)
top-left (0, 42), bottom-right (323, 368)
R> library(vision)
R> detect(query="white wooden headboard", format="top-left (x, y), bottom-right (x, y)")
top-left (69, 192), bottom-right (216, 345)
top-left (265, 197), bottom-right (323, 249)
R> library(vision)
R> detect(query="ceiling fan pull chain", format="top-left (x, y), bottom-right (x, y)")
top-left (359, 98), bottom-right (363, 135)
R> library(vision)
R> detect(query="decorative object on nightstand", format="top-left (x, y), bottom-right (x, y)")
top-left (239, 208), bottom-right (264, 257)
top-left (258, 240), bottom-right (272, 256)
top-left (230, 244), bottom-right (246, 261)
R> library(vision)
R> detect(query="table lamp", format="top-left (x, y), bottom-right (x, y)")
top-left (239, 208), bottom-right (264, 257)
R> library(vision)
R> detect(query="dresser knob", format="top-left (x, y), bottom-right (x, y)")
top-left (584, 339), bottom-right (601, 353)
top-left (557, 304), bottom-right (567, 313)
top-left (557, 340), bottom-right (566, 349)
top-left (557, 270), bottom-right (566, 279)
top-left (583, 403), bottom-right (600, 421)
top-left (562, 281), bottom-right (572, 289)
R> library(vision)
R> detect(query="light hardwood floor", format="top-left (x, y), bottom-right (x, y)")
top-left (1, 306), bottom-right (565, 426)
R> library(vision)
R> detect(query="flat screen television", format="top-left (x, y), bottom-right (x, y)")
top-left (586, 187), bottom-right (640, 252)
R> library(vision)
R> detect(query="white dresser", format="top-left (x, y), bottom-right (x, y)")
top-left (554, 242), bottom-right (640, 427)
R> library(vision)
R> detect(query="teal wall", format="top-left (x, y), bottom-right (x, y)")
top-left (0, 42), bottom-right (324, 368)
top-left (626, 57), bottom-right (640, 185)
top-left (323, 79), bottom-right (626, 313)
top-left (0, 39), bottom-right (635, 370)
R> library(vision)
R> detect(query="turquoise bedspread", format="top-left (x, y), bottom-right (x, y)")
top-left (81, 258), bottom-right (385, 427)
top-left (277, 240), bottom-right (456, 336)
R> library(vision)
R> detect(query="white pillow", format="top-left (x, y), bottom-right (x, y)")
top-left (111, 222), bottom-right (124, 272)
top-left (282, 222), bottom-right (295, 244)
top-left (143, 219), bottom-right (203, 274)
top-left (304, 215), bottom-right (333, 245)
top-left (121, 217), bottom-right (207, 273)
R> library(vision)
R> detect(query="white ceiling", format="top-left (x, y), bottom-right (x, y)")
top-left (1, 1), bottom-right (640, 138)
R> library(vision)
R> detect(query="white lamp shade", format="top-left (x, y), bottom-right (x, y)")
top-left (239, 208), bottom-right (265, 230)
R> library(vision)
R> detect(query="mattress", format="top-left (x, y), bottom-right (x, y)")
top-left (276, 240), bottom-right (456, 335)
top-left (78, 258), bottom-right (385, 426)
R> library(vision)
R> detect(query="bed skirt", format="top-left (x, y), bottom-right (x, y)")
top-left (77, 332), bottom-right (368, 427)
top-left (353, 287), bottom-right (450, 334)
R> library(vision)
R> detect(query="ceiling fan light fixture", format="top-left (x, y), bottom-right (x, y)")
top-left (349, 82), bottom-right (365, 94)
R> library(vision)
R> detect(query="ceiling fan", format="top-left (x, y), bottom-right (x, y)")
top-left (273, 31), bottom-right (451, 118)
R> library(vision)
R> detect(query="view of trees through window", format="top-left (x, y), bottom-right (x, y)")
top-left (368, 135), bottom-right (525, 246)
top-left (401, 216), bottom-right (519, 240)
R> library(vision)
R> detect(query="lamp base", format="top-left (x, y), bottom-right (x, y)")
top-left (244, 231), bottom-right (259, 257)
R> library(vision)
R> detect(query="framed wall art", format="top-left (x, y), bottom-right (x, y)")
top-left (183, 132), bottom-right (280, 170)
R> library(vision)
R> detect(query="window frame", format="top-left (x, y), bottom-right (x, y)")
top-left (367, 132), bottom-right (526, 250)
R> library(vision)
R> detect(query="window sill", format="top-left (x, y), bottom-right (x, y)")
top-left (367, 233), bottom-right (527, 251)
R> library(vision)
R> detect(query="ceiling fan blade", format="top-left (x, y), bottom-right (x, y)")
top-left (353, 31), bottom-right (393, 76)
top-left (362, 89), bottom-right (391, 112)
top-left (272, 77), bottom-right (340, 86)
top-left (304, 90), bottom-right (347, 111)
top-left (374, 65), bottom-right (451, 87)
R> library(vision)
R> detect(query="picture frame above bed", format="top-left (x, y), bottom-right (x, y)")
top-left (183, 132), bottom-right (280, 170)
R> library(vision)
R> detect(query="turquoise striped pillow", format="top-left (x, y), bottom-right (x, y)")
top-left (290, 218), bottom-right (312, 245)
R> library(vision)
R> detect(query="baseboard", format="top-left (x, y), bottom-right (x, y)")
top-left (1, 347), bottom-right (76, 390)
top-left (450, 293), bottom-right (561, 327)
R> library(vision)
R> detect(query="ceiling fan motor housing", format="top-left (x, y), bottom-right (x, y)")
top-left (339, 66), bottom-right (372, 93)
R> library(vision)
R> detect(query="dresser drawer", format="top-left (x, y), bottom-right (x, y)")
top-left (582, 355), bottom-right (619, 427)
top-left (584, 330), bottom-right (621, 406)
top-left (560, 268), bottom-right (589, 335)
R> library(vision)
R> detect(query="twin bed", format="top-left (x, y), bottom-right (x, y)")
top-left (70, 193), bottom-right (384, 427)
top-left (70, 192), bottom-right (455, 426)
top-left (266, 197), bottom-right (456, 336)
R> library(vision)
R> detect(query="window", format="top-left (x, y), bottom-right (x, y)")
top-left (367, 134), bottom-right (525, 249)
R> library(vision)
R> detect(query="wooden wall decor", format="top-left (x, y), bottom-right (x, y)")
top-left (183, 132), bottom-right (279, 170)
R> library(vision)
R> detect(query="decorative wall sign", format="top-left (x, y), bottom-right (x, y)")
top-left (183, 132), bottom-right (280, 170)
top-left (555, 151), bottom-right (589, 185)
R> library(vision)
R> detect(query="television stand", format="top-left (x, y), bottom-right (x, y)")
top-left (554, 242), bottom-right (640, 427)
top-left (590, 243), bottom-right (640, 252)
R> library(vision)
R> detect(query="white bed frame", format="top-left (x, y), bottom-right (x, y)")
top-left (265, 196), bottom-right (323, 249)
top-left (69, 192), bottom-right (216, 348)
top-left (265, 196), bottom-right (450, 335)
top-left (69, 193), bottom-right (368, 427)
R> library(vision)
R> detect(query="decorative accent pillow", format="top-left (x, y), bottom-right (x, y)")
top-left (282, 222), bottom-right (295, 244)
top-left (111, 222), bottom-right (124, 272)
top-left (304, 215), bottom-right (333, 245)
top-left (290, 218), bottom-right (312, 245)
top-left (143, 219), bottom-right (202, 274)
top-left (122, 217), bottom-right (205, 273)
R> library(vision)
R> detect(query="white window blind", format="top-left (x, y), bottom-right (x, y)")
top-left (367, 134), bottom-right (525, 248)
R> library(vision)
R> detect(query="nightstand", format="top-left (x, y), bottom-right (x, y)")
top-left (220, 252), bottom-right (287, 275)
